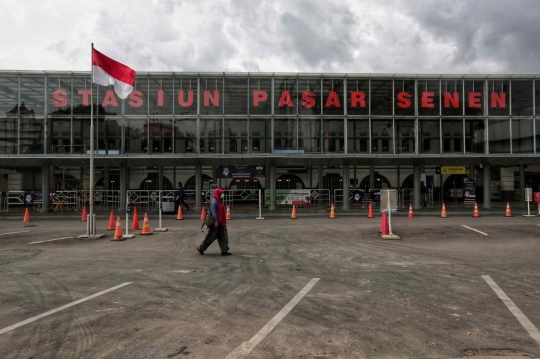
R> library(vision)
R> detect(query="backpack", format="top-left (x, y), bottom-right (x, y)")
top-left (200, 205), bottom-right (215, 232)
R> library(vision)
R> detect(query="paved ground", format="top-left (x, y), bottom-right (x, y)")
top-left (0, 214), bottom-right (539, 359)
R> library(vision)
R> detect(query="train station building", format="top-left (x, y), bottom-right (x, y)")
top-left (0, 71), bottom-right (539, 212)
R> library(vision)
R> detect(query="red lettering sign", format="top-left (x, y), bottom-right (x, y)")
top-left (325, 91), bottom-right (341, 108)
top-left (278, 91), bottom-right (293, 107)
top-left (421, 92), bottom-right (434, 108)
top-left (78, 89), bottom-right (91, 106)
top-left (204, 90), bottom-right (219, 107)
top-left (443, 92), bottom-right (459, 108)
top-left (52, 89), bottom-right (68, 107)
top-left (350, 91), bottom-right (366, 107)
top-left (490, 92), bottom-right (506, 108)
top-left (128, 90), bottom-right (143, 107)
top-left (253, 90), bottom-right (268, 106)
top-left (102, 90), bottom-right (118, 107)
top-left (301, 91), bottom-right (315, 108)
top-left (157, 90), bottom-right (164, 107)
top-left (178, 90), bottom-right (194, 107)
top-left (468, 92), bottom-right (482, 108)
top-left (397, 92), bottom-right (411, 108)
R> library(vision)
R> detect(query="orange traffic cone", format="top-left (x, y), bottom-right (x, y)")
top-left (330, 204), bottom-right (336, 219)
top-left (380, 211), bottom-right (389, 235)
top-left (505, 202), bottom-right (513, 217)
top-left (107, 211), bottom-right (115, 230)
top-left (176, 206), bottom-right (183, 220)
top-left (112, 217), bottom-right (125, 241)
top-left (226, 205), bottom-right (232, 220)
top-left (472, 202), bottom-right (481, 217)
top-left (408, 203), bottom-right (414, 218)
top-left (367, 203), bottom-right (375, 218)
top-left (81, 206), bottom-right (87, 221)
top-left (140, 213), bottom-right (153, 235)
top-left (131, 210), bottom-right (140, 230)
top-left (291, 205), bottom-right (297, 219)
top-left (23, 208), bottom-right (31, 223)
top-left (200, 206), bottom-right (206, 221)
top-left (440, 203), bottom-right (448, 218)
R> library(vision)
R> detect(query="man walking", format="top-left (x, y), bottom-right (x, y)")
top-left (175, 182), bottom-right (189, 212)
top-left (196, 188), bottom-right (231, 256)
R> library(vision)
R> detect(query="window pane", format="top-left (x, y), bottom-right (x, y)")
top-left (49, 116), bottom-right (71, 154)
top-left (0, 76), bottom-right (19, 116)
top-left (372, 119), bottom-right (393, 153)
top-left (299, 117), bottom-right (321, 153)
top-left (323, 118), bottom-right (343, 153)
top-left (149, 118), bottom-right (173, 153)
top-left (224, 78), bottom-right (248, 115)
top-left (465, 80), bottom-right (484, 116)
top-left (297, 78), bottom-right (321, 116)
top-left (511, 80), bottom-right (533, 116)
top-left (442, 119), bottom-right (463, 154)
top-left (441, 79), bottom-right (463, 116)
top-left (346, 79), bottom-right (369, 116)
top-left (149, 77), bottom-right (174, 115)
top-left (124, 77), bottom-right (147, 115)
top-left (72, 117), bottom-right (90, 154)
top-left (322, 79), bottom-right (344, 116)
top-left (125, 118), bottom-right (148, 153)
top-left (465, 119), bottom-right (485, 153)
top-left (199, 118), bottom-right (222, 153)
top-left (20, 117), bottom-right (44, 154)
top-left (395, 119), bottom-right (415, 153)
top-left (488, 80), bottom-right (509, 116)
top-left (20, 76), bottom-right (45, 116)
top-left (0, 117), bottom-right (17, 154)
top-left (249, 118), bottom-right (271, 153)
top-left (47, 77), bottom-right (71, 116)
top-left (418, 80), bottom-right (440, 116)
top-left (103, 117), bottom-right (122, 154)
top-left (274, 78), bottom-right (297, 116)
top-left (274, 117), bottom-right (297, 153)
top-left (512, 119), bottom-right (533, 153)
top-left (225, 118), bottom-right (248, 153)
top-left (419, 119), bottom-right (440, 154)
top-left (72, 76), bottom-right (95, 115)
top-left (176, 78), bottom-right (198, 116)
top-left (394, 80), bottom-right (415, 117)
top-left (174, 117), bottom-right (197, 153)
top-left (347, 119), bottom-right (369, 153)
top-left (249, 78), bottom-right (271, 115)
top-left (488, 119), bottom-right (510, 153)
top-left (200, 78), bottom-right (223, 115)
top-left (371, 80), bottom-right (392, 116)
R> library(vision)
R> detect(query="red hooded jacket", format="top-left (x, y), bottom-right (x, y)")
top-left (212, 188), bottom-right (227, 226)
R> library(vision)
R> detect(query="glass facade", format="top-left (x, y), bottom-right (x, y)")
top-left (0, 72), bottom-right (538, 156)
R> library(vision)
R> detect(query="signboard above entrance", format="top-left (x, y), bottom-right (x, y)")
top-left (216, 165), bottom-right (265, 178)
top-left (438, 166), bottom-right (471, 175)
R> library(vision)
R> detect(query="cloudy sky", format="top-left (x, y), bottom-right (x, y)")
top-left (1, 0), bottom-right (538, 74)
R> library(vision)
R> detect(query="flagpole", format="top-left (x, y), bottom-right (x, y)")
top-left (90, 43), bottom-right (95, 234)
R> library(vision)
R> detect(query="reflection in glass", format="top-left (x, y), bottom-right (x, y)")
top-left (512, 119), bottom-right (533, 153)
top-left (371, 80), bottom-right (393, 116)
top-left (441, 80), bottom-right (463, 117)
top-left (346, 79), bottom-right (369, 116)
top-left (174, 118), bottom-right (197, 153)
top-left (0, 117), bottom-right (17, 154)
top-left (394, 80), bottom-right (415, 117)
top-left (225, 118), bottom-right (248, 153)
top-left (511, 81), bottom-right (533, 116)
top-left (274, 117), bottom-right (297, 153)
top-left (199, 118), bottom-right (222, 153)
top-left (323, 118), bottom-right (343, 153)
top-left (322, 79), bottom-right (344, 116)
top-left (47, 77), bottom-right (71, 116)
top-left (0, 76), bottom-right (19, 116)
top-left (372, 119), bottom-right (393, 153)
top-left (224, 78), bottom-right (248, 115)
top-left (176, 78), bottom-right (198, 116)
top-left (49, 116), bottom-right (71, 154)
top-left (488, 80), bottom-right (509, 116)
top-left (200, 78), bottom-right (223, 116)
top-left (125, 118), bottom-right (148, 153)
top-left (488, 119), bottom-right (510, 153)
top-left (395, 120), bottom-right (415, 153)
top-left (464, 81), bottom-right (484, 116)
top-left (249, 79), bottom-right (272, 115)
top-left (418, 80), bottom-right (440, 117)
top-left (465, 119), bottom-right (485, 153)
top-left (274, 78), bottom-right (297, 116)
top-left (149, 118), bottom-right (173, 153)
top-left (20, 76), bottom-right (45, 116)
top-left (297, 78), bottom-right (321, 116)
top-left (20, 117), bottom-right (44, 154)
top-left (149, 77), bottom-right (174, 116)
top-left (442, 119), bottom-right (463, 153)
top-left (347, 119), bottom-right (369, 153)
top-left (249, 118), bottom-right (271, 153)
top-left (419, 119), bottom-right (440, 154)
top-left (298, 118), bottom-right (321, 153)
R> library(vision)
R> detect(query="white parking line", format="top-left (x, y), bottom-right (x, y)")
top-left (0, 231), bottom-right (30, 236)
top-left (482, 275), bottom-right (540, 347)
top-left (0, 282), bottom-right (132, 335)
top-left (461, 225), bottom-right (488, 236)
top-left (28, 237), bottom-right (73, 245)
top-left (226, 278), bottom-right (320, 359)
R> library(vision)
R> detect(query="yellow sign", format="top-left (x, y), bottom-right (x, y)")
top-left (441, 166), bottom-right (470, 175)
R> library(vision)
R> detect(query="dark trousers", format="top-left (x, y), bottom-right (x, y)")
top-left (199, 226), bottom-right (229, 253)
top-left (175, 199), bottom-right (189, 211)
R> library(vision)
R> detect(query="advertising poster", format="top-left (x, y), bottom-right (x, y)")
top-left (265, 189), bottom-right (311, 205)
top-left (463, 177), bottom-right (476, 204)
top-left (23, 191), bottom-right (42, 205)
top-left (216, 165), bottom-right (266, 178)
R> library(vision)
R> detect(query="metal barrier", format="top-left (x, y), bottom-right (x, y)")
top-left (270, 189), bottom-right (330, 209)
top-left (128, 190), bottom-right (176, 212)
top-left (51, 190), bottom-right (120, 211)
top-left (333, 189), bottom-right (380, 209)
top-left (0, 192), bottom-right (7, 212)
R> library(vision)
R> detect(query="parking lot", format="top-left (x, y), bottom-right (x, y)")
top-left (0, 215), bottom-right (539, 358)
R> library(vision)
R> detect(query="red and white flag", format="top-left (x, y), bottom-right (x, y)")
top-left (92, 48), bottom-right (135, 99)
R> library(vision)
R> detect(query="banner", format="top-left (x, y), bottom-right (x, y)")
top-left (265, 189), bottom-right (310, 205)
top-left (533, 192), bottom-right (540, 204)
top-left (23, 191), bottom-right (42, 205)
top-left (441, 166), bottom-right (470, 175)
top-left (463, 177), bottom-right (476, 203)
top-left (216, 165), bottom-right (265, 178)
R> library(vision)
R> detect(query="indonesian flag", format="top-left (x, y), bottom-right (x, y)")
top-left (92, 48), bottom-right (135, 99)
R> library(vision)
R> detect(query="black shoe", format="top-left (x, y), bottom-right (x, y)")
top-left (196, 246), bottom-right (204, 255)
top-left (221, 252), bottom-right (232, 256)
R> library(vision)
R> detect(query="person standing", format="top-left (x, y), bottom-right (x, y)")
top-left (420, 181), bottom-right (427, 206)
top-left (196, 188), bottom-right (231, 256)
top-left (175, 182), bottom-right (189, 212)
